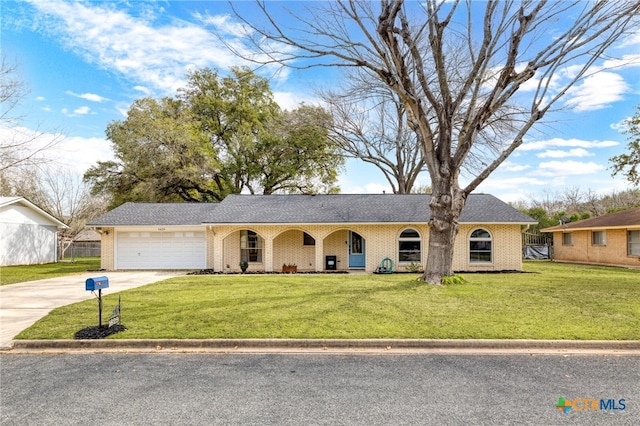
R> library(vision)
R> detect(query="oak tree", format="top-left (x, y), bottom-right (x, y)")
top-left (85, 67), bottom-right (343, 206)
top-left (611, 105), bottom-right (640, 186)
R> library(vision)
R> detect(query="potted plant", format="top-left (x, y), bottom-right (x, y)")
top-left (225, 264), bottom-right (231, 273)
top-left (239, 260), bottom-right (248, 273)
top-left (282, 263), bottom-right (297, 273)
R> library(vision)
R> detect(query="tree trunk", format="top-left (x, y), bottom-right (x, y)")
top-left (421, 185), bottom-right (466, 284)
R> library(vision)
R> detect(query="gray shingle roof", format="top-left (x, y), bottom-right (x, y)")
top-left (88, 203), bottom-right (217, 226)
top-left (88, 194), bottom-right (536, 227)
top-left (206, 193), bottom-right (536, 224)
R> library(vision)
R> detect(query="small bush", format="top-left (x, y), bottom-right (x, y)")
top-left (441, 274), bottom-right (465, 285)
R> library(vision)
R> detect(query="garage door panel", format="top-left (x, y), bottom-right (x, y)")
top-left (117, 231), bottom-right (205, 270)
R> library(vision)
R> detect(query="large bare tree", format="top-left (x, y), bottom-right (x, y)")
top-left (223, 0), bottom-right (639, 283)
top-left (320, 69), bottom-right (426, 194)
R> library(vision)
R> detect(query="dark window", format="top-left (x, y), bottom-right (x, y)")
top-left (398, 229), bottom-right (421, 263)
top-left (303, 232), bottom-right (315, 246)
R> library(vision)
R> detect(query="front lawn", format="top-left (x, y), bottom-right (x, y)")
top-left (16, 261), bottom-right (640, 340)
top-left (0, 258), bottom-right (102, 286)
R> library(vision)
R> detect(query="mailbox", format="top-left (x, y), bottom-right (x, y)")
top-left (86, 276), bottom-right (109, 291)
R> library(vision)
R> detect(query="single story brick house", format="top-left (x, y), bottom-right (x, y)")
top-left (0, 197), bottom-right (68, 266)
top-left (88, 193), bottom-right (536, 273)
top-left (541, 207), bottom-right (640, 268)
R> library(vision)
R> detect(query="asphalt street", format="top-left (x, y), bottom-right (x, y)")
top-left (1, 353), bottom-right (638, 425)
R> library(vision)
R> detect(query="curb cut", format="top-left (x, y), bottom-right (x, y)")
top-left (5, 339), bottom-right (640, 353)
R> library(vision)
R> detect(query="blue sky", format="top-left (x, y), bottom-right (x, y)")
top-left (2, 0), bottom-right (638, 203)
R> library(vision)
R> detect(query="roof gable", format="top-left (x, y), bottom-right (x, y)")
top-left (0, 197), bottom-right (68, 228)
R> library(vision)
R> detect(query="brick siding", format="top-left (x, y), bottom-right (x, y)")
top-left (552, 229), bottom-right (640, 268)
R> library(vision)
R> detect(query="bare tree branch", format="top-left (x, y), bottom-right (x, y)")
top-left (0, 55), bottom-right (63, 173)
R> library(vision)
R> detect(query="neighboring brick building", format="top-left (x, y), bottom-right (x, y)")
top-left (89, 194), bottom-right (536, 273)
top-left (541, 207), bottom-right (640, 268)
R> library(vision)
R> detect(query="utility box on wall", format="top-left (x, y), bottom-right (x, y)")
top-left (325, 255), bottom-right (337, 271)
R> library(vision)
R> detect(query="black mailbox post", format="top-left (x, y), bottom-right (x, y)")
top-left (325, 255), bottom-right (337, 271)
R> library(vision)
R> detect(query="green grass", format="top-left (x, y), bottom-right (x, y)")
top-left (16, 261), bottom-right (640, 340)
top-left (0, 258), bottom-right (101, 286)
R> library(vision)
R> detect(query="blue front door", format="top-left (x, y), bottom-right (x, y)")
top-left (348, 231), bottom-right (366, 269)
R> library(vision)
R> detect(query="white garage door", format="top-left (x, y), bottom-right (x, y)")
top-left (116, 231), bottom-right (206, 270)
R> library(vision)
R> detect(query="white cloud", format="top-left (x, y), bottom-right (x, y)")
top-left (564, 72), bottom-right (630, 112)
top-left (27, 0), bottom-right (246, 95)
top-left (73, 106), bottom-right (91, 115)
top-left (0, 124), bottom-right (115, 174)
top-left (498, 161), bottom-right (531, 172)
top-left (537, 160), bottom-right (604, 176)
top-left (133, 86), bottom-right (152, 95)
top-left (617, 28), bottom-right (640, 49)
top-left (518, 138), bottom-right (619, 151)
top-left (35, 96), bottom-right (45, 101)
top-left (192, 12), bottom-right (253, 37)
top-left (536, 148), bottom-right (594, 158)
top-left (62, 106), bottom-right (91, 116)
top-left (602, 54), bottom-right (640, 70)
top-left (65, 90), bottom-right (108, 102)
top-left (55, 134), bottom-right (114, 173)
top-left (273, 91), bottom-right (319, 111)
top-left (477, 176), bottom-right (547, 191)
top-left (611, 116), bottom-right (632, 132)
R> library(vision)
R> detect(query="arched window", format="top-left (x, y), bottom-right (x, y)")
top-left (469, 228), bottom-right (492, 263)
top-left (398, 229), bottom-right (421, 263)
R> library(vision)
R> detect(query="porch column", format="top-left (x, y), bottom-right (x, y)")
top-left (315, 238), bottom-right (324, 272)
top-left (264, 236), bottom-right (274, 272)
top-left (211, 228), bottom-right (224, 272)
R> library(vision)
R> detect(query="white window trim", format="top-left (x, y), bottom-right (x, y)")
top-left (398, 228), bottom-right (421, 264)
top-left (469, 228), bottom-right (493, 264)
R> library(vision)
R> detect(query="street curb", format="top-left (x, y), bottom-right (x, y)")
top-left (6, 339), bottom-right (640, 352)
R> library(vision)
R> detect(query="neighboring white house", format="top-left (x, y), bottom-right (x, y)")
top-left (0, 197), bottom-right (68, 266)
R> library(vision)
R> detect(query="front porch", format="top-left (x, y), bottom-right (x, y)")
top-left (208, 225), bottom-right (374, 273)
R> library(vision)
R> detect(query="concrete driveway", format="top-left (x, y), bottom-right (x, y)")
top-left (0, 271), bottom-right (181, 349)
